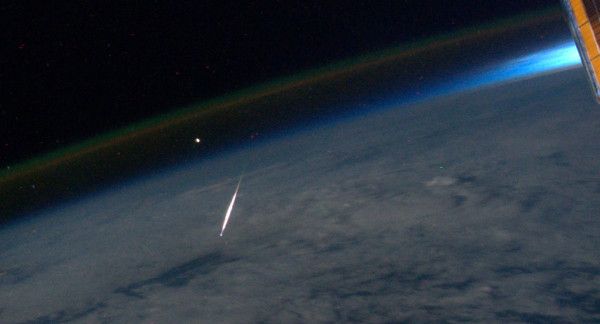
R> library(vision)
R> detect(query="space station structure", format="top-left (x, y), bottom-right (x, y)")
top-left (563, 0), bottom-right (600, 100)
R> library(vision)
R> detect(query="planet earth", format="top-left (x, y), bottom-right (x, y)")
top-left (1, 67), bottom-right (600, 322)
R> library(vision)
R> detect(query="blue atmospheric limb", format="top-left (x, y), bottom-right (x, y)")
top-left (479, 41), bottom-right (581, 82)
top-left (379, 40), bottom-right (582, 111)
top-left (443, 41), bottom-right (582, 94)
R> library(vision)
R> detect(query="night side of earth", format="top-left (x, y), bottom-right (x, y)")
top-left (2, 7), bottom-right (600, 323)
top-left (1, 66), bottom-right (600, 322)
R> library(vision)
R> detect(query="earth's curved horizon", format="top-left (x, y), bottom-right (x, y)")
top-left (0, 9), bottom-right (572, 224)
top-left (2, 67), bottom-right (600, 322)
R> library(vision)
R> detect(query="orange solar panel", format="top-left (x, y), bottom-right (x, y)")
top-left (563, 0), bottom-right (600, 100)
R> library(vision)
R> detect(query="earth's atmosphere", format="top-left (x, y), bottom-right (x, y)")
top-left (1, 67), bottom-right (600, 322)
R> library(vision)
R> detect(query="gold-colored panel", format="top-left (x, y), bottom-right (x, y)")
top-left (591, 56), bottom-right (600, 84)
top-left (571, 0), bottom-right (590, 26)
top-left (563, 0), bottom-right (600, 100)
top-left (580, 22), bottom-right (600, 59)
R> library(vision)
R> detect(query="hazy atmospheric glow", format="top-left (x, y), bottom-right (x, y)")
top-left (483, 41), bottom-right (580, 80)
top-left (378, 40), bottom-right (583, 113)
top-left (448, 41), bottom-right (582, 93)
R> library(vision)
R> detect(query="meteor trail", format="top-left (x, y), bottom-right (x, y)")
top-left (220, 176), bottom-right (242, 237)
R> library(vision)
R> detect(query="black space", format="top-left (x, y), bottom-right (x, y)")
top-left (2, 0), bottom-right (556, 167)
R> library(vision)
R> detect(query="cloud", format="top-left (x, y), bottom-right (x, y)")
top-left (425, 176), bottom-right (457, 187)
top-left (1, 69), bottom-right (600, 322)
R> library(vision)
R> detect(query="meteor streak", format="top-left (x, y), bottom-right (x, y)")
top-left (219, 176), bottom-right (242, 237)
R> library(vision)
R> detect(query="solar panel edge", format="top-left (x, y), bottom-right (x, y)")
top-left (563, 0), bottom-right (600, 101)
